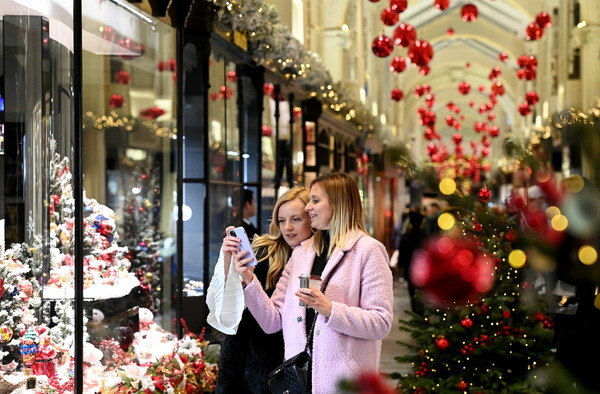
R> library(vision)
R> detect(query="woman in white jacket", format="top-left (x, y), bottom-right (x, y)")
top-left (206, 187), bottom-right (313, 393)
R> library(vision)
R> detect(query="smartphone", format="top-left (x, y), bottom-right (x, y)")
top-left (229, 226), bottom-right (257, 267)
top-left (299, 274), bottom-right (309, 307)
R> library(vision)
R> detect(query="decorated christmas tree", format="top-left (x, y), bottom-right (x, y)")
top-left (394, 178), bottom-right (555, 393)
top-left (121, 166), bottom-right (164, 313)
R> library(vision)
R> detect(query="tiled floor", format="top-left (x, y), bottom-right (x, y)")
top-left (379, 279), bottom-right (415, 384)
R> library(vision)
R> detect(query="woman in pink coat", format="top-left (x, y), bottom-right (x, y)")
top-left (235, 172), bottom-right (394, 393)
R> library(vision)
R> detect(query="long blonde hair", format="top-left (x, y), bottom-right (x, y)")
top-left (310, 172), bottom-right (366, 257)
top-left (252, 187), bottom-right (311, 290)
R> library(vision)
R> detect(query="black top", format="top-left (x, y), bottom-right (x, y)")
top-left (216, 247), bottom-right (284, 394)
top-left (305, 231), bottom-right (330, 334)
top-left (242, 220), bottom-right (260, 240)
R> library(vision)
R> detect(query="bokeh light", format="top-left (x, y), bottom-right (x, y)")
top-left (545, 205), bottom-right (560, 218)
top-left (438, 212), bottom-right (456, 230)
top-left (439, 178), bottom-right (457, 195)
top-left (578, 245), bottom-right (597, 265)
top-left (562, 175), bottom-right (584, 193)
top-left (508, 249), bottom-right (527, 268)
top-left (550, 214), bottom-right (568, 231)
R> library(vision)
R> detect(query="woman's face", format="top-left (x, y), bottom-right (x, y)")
top-left (277, 198), bottom-right (313, 247)
top-left (305, 184), bottom-right (334, 230)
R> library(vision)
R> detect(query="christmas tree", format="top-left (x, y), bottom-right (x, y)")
top-left (394, 181), bottom-right (555, 393)
top-left (121, 166), bottom-right (164, 313)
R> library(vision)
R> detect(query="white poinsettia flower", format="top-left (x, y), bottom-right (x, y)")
top-left (140, 375), bottom-right (155, 391)
top-left (120, 364), bottom-right (148, 379)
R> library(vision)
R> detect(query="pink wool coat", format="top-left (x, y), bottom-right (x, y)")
top-left (244, 230), bottom-right (394, 394)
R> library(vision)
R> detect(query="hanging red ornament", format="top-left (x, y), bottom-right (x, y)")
top-left (488, 66), bottom-right (501, 80)
top-left (536, 11), bottom-right (552, 28)
top-left (457, 381), bottom-right (468, 390)
top-left (488, 112), bottom-right (495, 121)
top-left (219, 85), bottom-right (234, 99)
top-left (469, 101), bottom-right (475, 107)
top-left (460, 317), bottom-right (473, 329)
top-left (446, 27), bottom-right (455, 36)
top-left (411, 235), bottom-right (495, 307)
top-left (505, 228), bottom-right (518, 242)
top-left (488, 125), bottom-right (500, 137)
top-left (420, 110), bottom-right (436, 127)
top-left (478, 85), bottom-right (486, 93)
top-left (263, 83), bottom-right (274, 95)
top-left (446, 115), bottom-right (455, 126)
top-left (518, 102), bottom-right (531, 116)
top-left (478, 187), bottom-right (491, 202)
top-left (108, 94), bottom-right (125, 108)
top-left (452, 133), bottom-right (463, 144)
top-left (414, 85), bottom-right (425, 97)
top-left (525, 90), bottom-right (540, 105)
top-left (261, 125), bottom-right (272, 137)
top-left (393, 23), bottom-right (416, 47)
top-left (227, 70), bottom-right (238, 82)
top-left (139, 106), bottom-right (166, 119)
top-left (371, 35), bottom-right (394, 57)
top-left (389, 56), bottom-right (407, 73)
top-left (460, 4), bottom-right (478, 22)
top-left (425, 94), bottom-right (436, 108)
top-left (455, 144), bottom-right (463, 156)
top-left (391, 88), bottom-right (404, 101)
top-left (209, 92), bottom-right (219, 101)
top-left (422, 83), bottom-right (431, 93)
top-left (479, 104), bottom-right (488, 114)
top-left (381, 7), bottom-right (399, 26)
top-left (481, 147), bottom-right (490, 157)
top-left (481, 136), bottom-right (490, 147)
top-left (368, 0), bottom-right (380, 2)
top-left (434, 0), bottom-right (450, 11)
top-left (465, 62), bottom-right (471, 68)
top-left (419, 65), bottom-right (431, 75)
top-left (435, 337), bottom-right (450, 350)
top-left (458, 81), bottom-right (471, 95)
top-left (525, 22), bottom-right (544, 40)
top-left (491, 81), bottom-right (505, 96)
top-left (498, 51), bottom-right (509, 62)
top-left (408, 40), bottom-right (433, 66)
top-left (114, 70), bottom-right (131, 85)
top-left (389, 0), bottom-right (408, 13)
top-left (424, 128), bottom-right (436, 140)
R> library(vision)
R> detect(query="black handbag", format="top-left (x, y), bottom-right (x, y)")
top-left (268, 314), bottom-right (317, 394)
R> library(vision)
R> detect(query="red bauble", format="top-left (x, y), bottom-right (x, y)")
top-left (518, 102), bottom-right (531, 116)
top-left (219, 85), bottom-right (234, 99)
top-left (452, 133), bottom-right (463, 144)
top-left (381, 7), bottom-right (399, 26)
top-left (393, 23), bottom-right (416, 47)
top-left (536, 11), bottom-right (552, 28)
top-left (101, 26), bottom-right (115, 42)
top-left (261, 125), bottom-right (272, 137)
top-left (263, 83), bottom-right (274, 95)
top-left (446, 115), bottom-right (455, 126)
top-left (139, 106), bottom-right (166, 119)
top-left (371, 35), bottom-right (394, 57)
top-left (227, 70), bottom-right (237, 82)
top-left (460, 317), bottom-right (473, 329)
top-left (457, 381), bottom-right (468, 390)
top-left (434, 0), bottom-right (450, 11)
top-left (447, 28), bottom-right (455, 36)
top-left (389, 0), bottom-right (408, 13)
top-left (419, 65), bottom-right (431, 75)
top-left (410, 235), bottom-right (495, 307)
top-left (424, 128), bottom-right (436, 140)
top-left (525, 22), bottom-right (544, 40)
top-left (389, 56), bottom-right (407, 73)
top-left (435, 337), bottom-right (450, 350)
top-left (114, 70), bottom-right (131, 85)
top-left (478, 85), bottom-right (486, 93)
top-left (420, 110), bottom-right (436, 127)
top-left (488, 125), bottom-right (500, 137)
top-left (498, 51), bottom-right (509, 62)
top-left (108, 94), bottom-right (125, 108)
top-left (491, 81), bottom-right (505, 96)
top-left (391, 88), bottom-right (404, 101)
top-left (461, 4), bottom-right (478, 22)
top-left (478, 187), bottom-right (491, 202)
top-left (488, 66), bottom-right (501, 80)
top-left (525, 90), bottom-right (540, 105)
top-left (408, 40), bottom-right (434, 66)
top-left (458, 81), bottom-right (471, 95)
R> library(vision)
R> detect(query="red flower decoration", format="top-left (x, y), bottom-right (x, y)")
top-left (140, 106), bottom-right (166, 119)
top-left (393, 23), bottom-right (416, 47)
top-left (371, 35), bottom-right (394, 57)
top-left (114, 70), bottom-right (131, 84)
top-left (407, 40), bottom-right (433, 66)
top-left (108, 94), bottom-right (125, 108)
top-left (461, 4), bottom-right (478, 22)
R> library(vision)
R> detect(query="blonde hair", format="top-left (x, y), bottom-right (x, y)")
top-left (251, 187), bottom-right (311, 290)
top-left (310, 172), bottom-right (366, 257)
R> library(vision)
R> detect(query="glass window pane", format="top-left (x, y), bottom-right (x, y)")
top-left (183, 183), bottom-right (205, 289)
top-left (208, 55), bottom-right (226, 181)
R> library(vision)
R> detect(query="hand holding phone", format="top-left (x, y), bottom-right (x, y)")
top-left (229, 227), bottom-right (257, 267)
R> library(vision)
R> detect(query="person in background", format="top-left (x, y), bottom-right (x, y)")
top-left (397, 204), bottom-right (426, 314)
top-left (422, 201), bottom-right (441, 238)
top-left (242, 189), bottom-right (260, 239)
top-left (206, 187), bottom-right (313, 394)
top-left (235, 172), bottom-right (394, 394)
